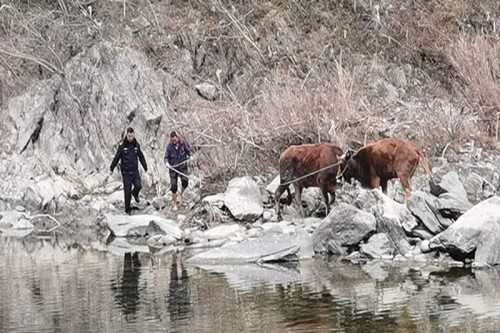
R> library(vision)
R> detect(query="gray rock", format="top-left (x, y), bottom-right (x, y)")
top-left (407, 191), bottom-right (444, 235)
top-left (202, 193), bottom-right (225, 209)
top-left (420, 239), bottom-right (431, 253)
top-left (360, 233), bottom-right (395, 259)
top-left (474, 220), bottom-right (500, 267)
top-left (430, 196), bottom-right (500, 256)
top-left (224, 177), bottom-right (263, 221)
top-left (186, 233), bottom-right (301, 264)
top-left (464, 173), bottom-right (484, 204)
top-left (372, 193), bottom-right (413, 256)
top-left (195, 82), bottom-right (218, 101)
top-left (355, 189), bottom-right (418, 234)
top-left (313, 203), bottom-right (376, 254)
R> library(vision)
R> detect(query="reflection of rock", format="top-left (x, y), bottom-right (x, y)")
top-left (107, 238), bottom-right (150, 256)
top-left (194, 263), bottom-right (302, 292)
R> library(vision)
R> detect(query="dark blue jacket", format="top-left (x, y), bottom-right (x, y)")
top-left (110, 139), bottom-right (148, 173)
top-left (164, 141), bottom-right (191, 169)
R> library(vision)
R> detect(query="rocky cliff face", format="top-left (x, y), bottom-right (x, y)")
top-left (1, 42), bottom-right (195, 213)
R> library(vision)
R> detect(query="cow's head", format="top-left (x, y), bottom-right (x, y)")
top-left (337, 148), bottom-right (357, 182)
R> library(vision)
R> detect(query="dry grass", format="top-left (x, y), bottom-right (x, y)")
top-left (1, 0), bottom-right (499, 185)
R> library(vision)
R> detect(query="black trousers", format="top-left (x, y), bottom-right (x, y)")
top-left (122, 171), bottom-right (142, 212)
top-left (169, 168), bottom-right (188, 193)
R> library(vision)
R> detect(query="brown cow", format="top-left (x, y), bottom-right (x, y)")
top-left (274, 143), bottom-right (344, 219)
top-left (339, 138), bottom-right (431, 200)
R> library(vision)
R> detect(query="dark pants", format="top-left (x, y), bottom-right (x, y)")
top-left (122, 171), bottom-right (142, 213)
top-left (169, 168), bottom-right (188, 193)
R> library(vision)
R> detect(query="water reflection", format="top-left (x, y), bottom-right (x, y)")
top-left (112, 252), bottom-right (142, 320)
top-left (168, 254), bottom-right (192, 326)
top-left (2, 236), bottom-right (500, 332)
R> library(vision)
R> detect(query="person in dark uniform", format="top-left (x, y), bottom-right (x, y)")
top-left (164, 131), bottom-right (191, 211)
top-left (110, 127), bottom-right (148, 215)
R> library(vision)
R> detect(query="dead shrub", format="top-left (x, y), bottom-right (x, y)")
top-left (445, 35), bottom-right (500, 138)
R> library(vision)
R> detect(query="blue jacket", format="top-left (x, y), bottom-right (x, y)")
top-left (164, 141), bottom-right (191, 169)
top-left (110, 139), bottom-right (148, 173)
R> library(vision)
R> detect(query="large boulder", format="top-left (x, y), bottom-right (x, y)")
top-left (429, 196), bottom-right (500, 260)
top-left (312, 203), bottom-right (376, 254)
top-left (224, 177), bottom-right (263, 221)
top-left (104, 214), bottom-right (183, 239)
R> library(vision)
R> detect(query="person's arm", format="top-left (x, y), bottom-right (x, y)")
top-left (137, 144), bottom-right (148, 172)
top-left (110, 145), bottom-right (122, 172)
top-left (164, 144), bottom-right (173, 166)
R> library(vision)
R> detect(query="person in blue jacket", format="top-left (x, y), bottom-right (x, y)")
top-left (164, 131), bottom-right (191, 211)
top-left (110, 127), bottom-right (148, 215)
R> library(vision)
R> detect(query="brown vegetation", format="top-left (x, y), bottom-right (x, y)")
top-left (0, 0), bottom-right (499, 182)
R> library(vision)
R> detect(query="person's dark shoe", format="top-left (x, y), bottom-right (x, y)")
top-left (131, 206), bottom-right (140, 210)
top-left (125, 209), bottom-right (132, 215)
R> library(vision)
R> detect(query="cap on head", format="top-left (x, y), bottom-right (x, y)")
top-left (170, 131), bottom-right (178, 138)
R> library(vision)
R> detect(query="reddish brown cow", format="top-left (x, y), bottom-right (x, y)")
top-left (339, 138), bottom-right (431, 200)
top-left (274, 143), bottom-right (344, 219)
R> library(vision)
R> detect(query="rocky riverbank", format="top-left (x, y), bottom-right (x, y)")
top-left (2, 146), bottom-right (499, 268)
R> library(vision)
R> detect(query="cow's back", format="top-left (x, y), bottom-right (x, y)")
top-left (358, 138), bottom-right (421, 179)
top-left (279, 144), bottom-right (342, 185)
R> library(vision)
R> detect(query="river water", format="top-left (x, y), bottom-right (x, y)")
top-left (1, 236), bottom-right (500, 333)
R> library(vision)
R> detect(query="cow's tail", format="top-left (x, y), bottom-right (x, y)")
top-left (417, 150), bottom-right (432, 177)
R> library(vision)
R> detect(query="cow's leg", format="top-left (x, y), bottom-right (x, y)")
top-left (399, 176), bottom-right (412, 203)
top-left (274, 185), bottom-right (288, 221)
top-left (321, 187), bottom-right (330, 216)
top-left (370, 176), bottom-right (381, 190)
top-left (292, 183), bottom-right (305, 217)
top-left (381, 179), bottom-right (388, 194)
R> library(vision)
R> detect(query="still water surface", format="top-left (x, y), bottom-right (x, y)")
top-left (2, 236), bottom-right (500, 333)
